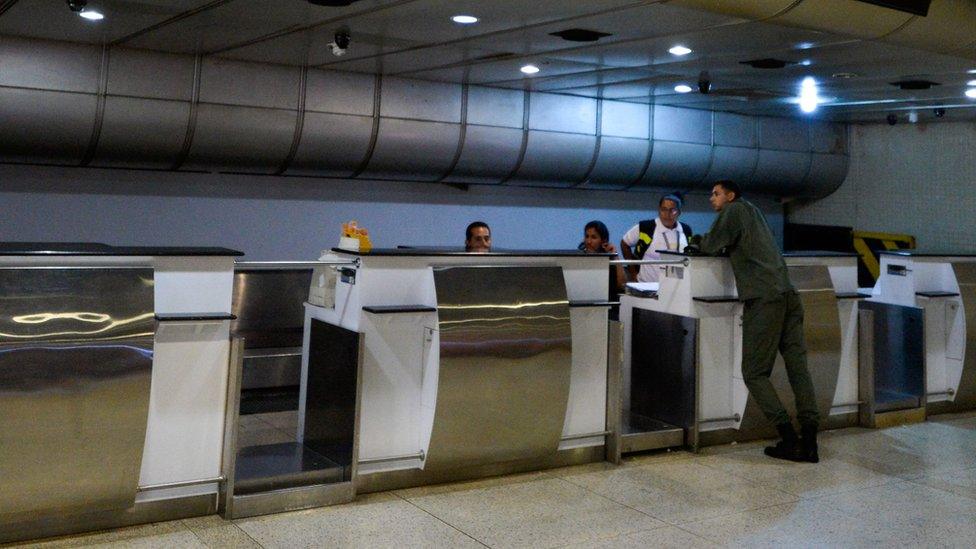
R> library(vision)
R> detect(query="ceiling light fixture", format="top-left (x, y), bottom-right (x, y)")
top-left (967, 79), bottom-right (976, 86)
top-left (451, 15), bottom-right (478, 24)
top-left (966, 88), bottom-right (976, 99)
top-left (79, 9), bottom-right (104, 20)
top-left (799, 59), bottom-right (812, 66)
top-left (798, 76), bottom-right (819, 113)
top-left (796, 42), bottom-right (815, 50)
top-left (668, 45), bottom-right (692, 56)
top-left (520, 64), bottom-right (540, 75)
top-left (674, 84), bottom-right (693, 93)
top-left (968, 69), bottom-right (976, 74)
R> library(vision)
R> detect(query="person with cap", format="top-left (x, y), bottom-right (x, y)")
top-left (686, 180), bottom-right (819, 463)
top-left (620, 192), bottom-right (693, 283)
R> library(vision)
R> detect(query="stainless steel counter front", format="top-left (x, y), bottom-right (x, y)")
top-left (0, 267), bottom-right (154, 528)
top-left (425, 265), bottom-right (573, 471)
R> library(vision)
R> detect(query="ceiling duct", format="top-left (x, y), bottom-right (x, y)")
top-left (0, 36), bottom-right (849, 199)
top-left (671, 0), bottom-right (975, 59)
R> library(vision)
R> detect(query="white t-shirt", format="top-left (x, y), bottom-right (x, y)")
top-left (622, 218), bottom-right (689, 283)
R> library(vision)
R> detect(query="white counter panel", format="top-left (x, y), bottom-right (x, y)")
top-left (562, 308), bottom-right (608, 438)
top-left (140, 320), bottom-right (230, 488)
top-left (153, 257), bottom-right (235, 314)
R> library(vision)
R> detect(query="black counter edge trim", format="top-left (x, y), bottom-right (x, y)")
top-left (835, 292), bottom-right (872, 300)
top-left (569, 300), bottom-right (620, 307)
top-left (693, 296), bottom-right (740, 303)
top-left (156, 313), bottom-right (237, 321)
top-left (363, 305), bottom-right (437, 314)
top-left (333, 247), bottom-right (614, 257)
top-left (916, 291), bottom-right (961, 298)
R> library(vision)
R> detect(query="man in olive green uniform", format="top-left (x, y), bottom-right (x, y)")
top-left (687, 180), bottom-right (819, 463)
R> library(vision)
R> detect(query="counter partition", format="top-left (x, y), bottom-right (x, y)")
top-left (0, 243), bottom-right (242, 544)
top-left (301, 248), bottom-right (613, 491)
top-left (870, 252), bottom-right (976, 417)
top-left (618, 251), bottom-right (860, 451)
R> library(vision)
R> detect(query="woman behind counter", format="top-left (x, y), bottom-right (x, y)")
top-left (579, 221), bottom-right (626, 306)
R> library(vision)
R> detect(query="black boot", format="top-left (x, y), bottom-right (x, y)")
top-left (764, 422), bottom-right (803, 462)
top-left (799, 424), bottom-right (819, 463)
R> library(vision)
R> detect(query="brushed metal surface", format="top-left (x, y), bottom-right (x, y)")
top-left (753, 149), bottom-right (812, 193)
top-left (758, 117), bottom-right (810, 152)
top-left (509, 131), bottom-right (596, 186)
top-left (92, 97), bottom-right (190, 169)
top-left (858, 300), bottom-right (925, 421)
top-left (585, 136), bottom-right (650, 189)
top-left (426, 266), bottom-right (573, 471)
top-left (449, 125), bottom-right (524, 184)
top-left (183, 104), bottom-right (297, 173)
top-left (362, 118), bottom-right (461, 181)
top-left (713, 112), bottom-right (758, 148)
top-left (737, 265), bottom-right (842, 439)
top-left (706, 146), bottom-right (760, 186)
top-left (231, 268), bottom-right (312, 349)
top-left (653, 105), bottom-right (712, 144)
top-left (809, 121), bottom-right (848, 154)
top-left (630, 309), bottom-right (697, 430)
top-left (601, 101), bottom-right (649, 139)
top-left (640, 141), bottom-right (712, 188)
top-left (0, 267), bottom-right (154, 523)
top-left (929, 263), bottom-right (976, 413)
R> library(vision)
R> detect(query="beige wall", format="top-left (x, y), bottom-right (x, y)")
top-left (789, 120), bottom-right (976, 253)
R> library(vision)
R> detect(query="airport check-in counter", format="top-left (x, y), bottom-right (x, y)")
top-left (869, 252), bottom-right (976, 420)
top-left (0, 243), bottom-right (241, 544)
top-left (618, 251), bottom-right (860, 452)
top-left (301, 248), bottom-right (613, 492)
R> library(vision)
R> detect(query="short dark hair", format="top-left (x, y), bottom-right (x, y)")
top-left (465, 221), bottom-right (490, 242)
top-left (584, 220), bottom-right (609, 242)
top-left (713, 180), bottom-right (742, 200)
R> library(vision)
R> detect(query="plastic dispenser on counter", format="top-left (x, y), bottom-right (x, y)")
top-left (308, 221), bottom-right (371, 308)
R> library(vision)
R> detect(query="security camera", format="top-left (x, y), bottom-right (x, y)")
top-left (328, 29), bottom-right (351, 57)
top-left (66, 0), bottom-right (87, 11)
top-left (697, 70), bottom-right (711, 94)
top-left (886, 113), bottom-right (898, 125)
top-left (934, 108), bottom-right (946, 118)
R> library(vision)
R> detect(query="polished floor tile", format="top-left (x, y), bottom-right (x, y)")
top-left (562, 459), bottom-right (797, 524)
top-left (402, 477), bottom-right (665, 548)
top-left (696, 445), bottom-right (901, 499)
top-left (13, 522), bottom-right (205, 548)
top-left (182, 515), bottom-right (261, 548)
top-left (558, 526), bottom-right (717, 548)
top-left (234, 493), bottom-right (481, 548)
top-left (909, 466), bottom-right (976, 501)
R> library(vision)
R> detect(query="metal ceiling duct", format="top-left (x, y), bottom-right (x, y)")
top-left (0, 36), bottom-right (849, 198)
top-left (673, 0), bottom-right (976, 59)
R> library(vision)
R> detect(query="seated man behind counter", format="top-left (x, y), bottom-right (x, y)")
top-left (465, 221), bottom-right (492, 252)
top-left (688, 180), bottom-right (820, 464)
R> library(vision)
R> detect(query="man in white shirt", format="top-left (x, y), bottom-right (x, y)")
top-left (620, 193), bottom-right (693, 283)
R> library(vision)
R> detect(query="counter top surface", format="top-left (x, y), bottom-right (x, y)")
top-left (880, 251), bottom-right (976, 258)
top-left (332, 247), bottom-right (614, 257)
top-left (0, 242), bottom-right (244, 256)
top-left (659, 250), bottom-right (857, 258)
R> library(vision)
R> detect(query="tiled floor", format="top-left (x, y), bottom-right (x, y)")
top-left (13, 413), bottom-right (976, 548)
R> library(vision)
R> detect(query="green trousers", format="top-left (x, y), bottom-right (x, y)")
top-left (741, 290), bottom-right (819, 428)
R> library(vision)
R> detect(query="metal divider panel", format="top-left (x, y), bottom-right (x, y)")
top-left (426, 266), bottom-right (572, 470)
top-left (936, 263), bottom-right (976, 412)
top-left (0, 268), bottom-right (154, 521)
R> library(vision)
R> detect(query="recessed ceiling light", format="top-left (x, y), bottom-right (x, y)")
top-left (796, 42), bottom-right (815, 50)
top-left (674, 84), bottom-right (693, 93)
top-left (451, 15), bottom-right (478, 24)
top-left (966, 88), bottom-right (976, 99)
top-left (968, 69), bottom-right (976, 74)
top-left (520, 64), bottom-right (540, 75)
top-left (799, 59), bottom-right (812, 66)
top-left (798, 76), bottom-right (819, 113)
top-left (79, 9), bottom-right (104, 20)
top-left (668, 45), bottom-right (692, 56)
top-left (967, 79), bottom-right (976, 86)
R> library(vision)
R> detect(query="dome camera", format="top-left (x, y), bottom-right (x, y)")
top-left (67, 0), bottom-right (87, 11)
top-left (934, 108), bottom-right (946, 118)
top-left (886, 113), bottom-right (898, 125)
top-left (697, 70), bottom-right (711, 94)
top-left (329, 29), bottom-right (351, 57)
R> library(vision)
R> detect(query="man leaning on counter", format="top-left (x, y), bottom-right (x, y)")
top-left (688, 180), bottom-right (820, 463)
